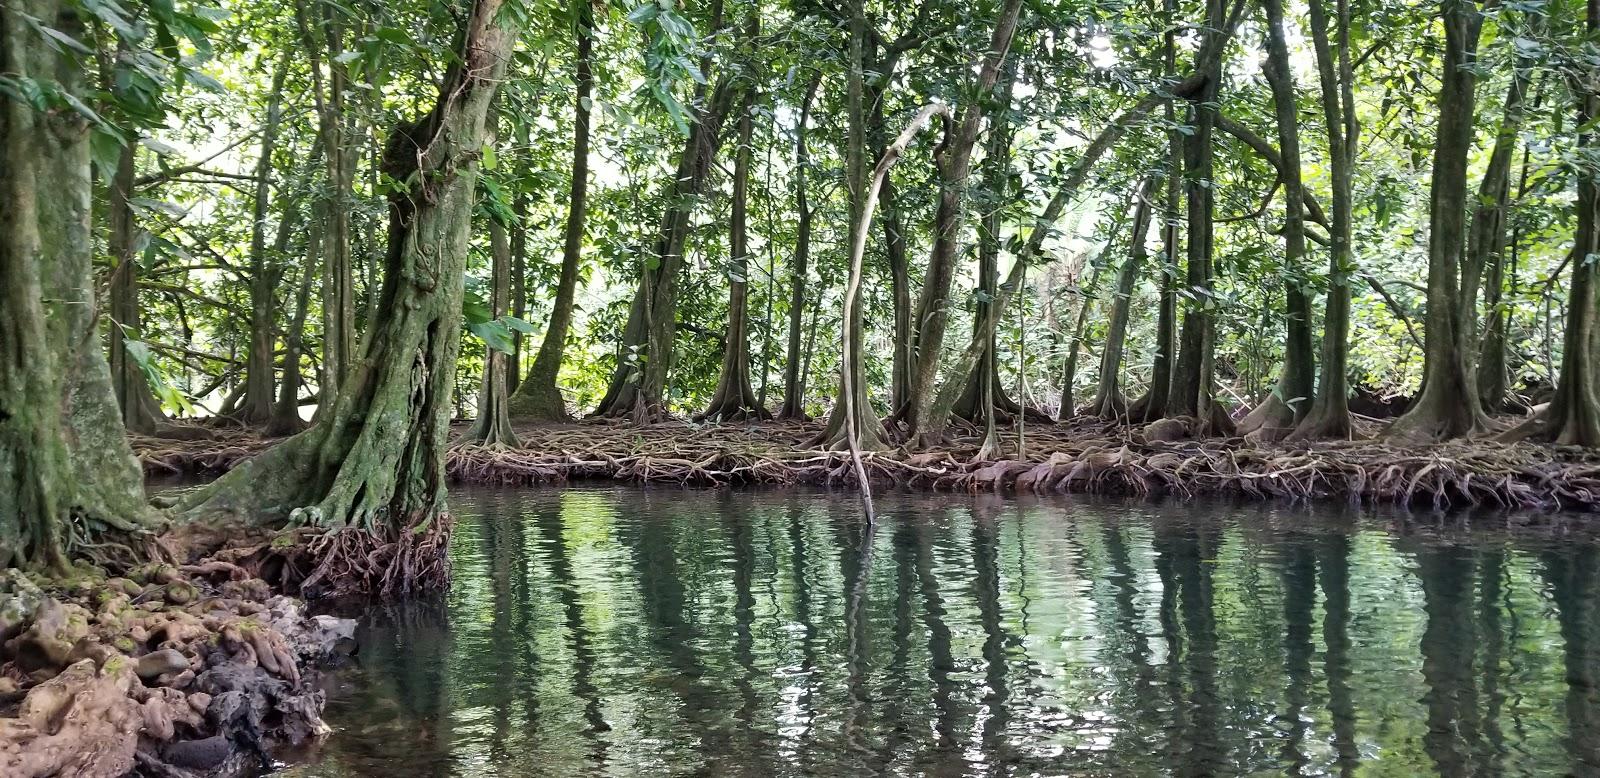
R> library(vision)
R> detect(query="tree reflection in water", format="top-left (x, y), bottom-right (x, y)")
top-left (289, 488), bottom-right (1600, 777)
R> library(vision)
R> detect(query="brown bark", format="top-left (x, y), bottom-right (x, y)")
top-left (241, 58), bottom-right (290, 425)
top-left (1089, 177), bottom-right (1158, 420)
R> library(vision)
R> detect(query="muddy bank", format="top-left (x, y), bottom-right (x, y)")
top-left (135, 417), bottom-right (1600, 513)
top-left (0, 561), bottom-right (353, 777)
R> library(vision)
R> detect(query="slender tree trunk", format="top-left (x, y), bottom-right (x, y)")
top-left (1471, 40), bottom-right (1535, 413)
top-left (1293, 0), bottom-right (1357, 439)
top-left (242, 57), bottom-right (290, 425)
top-left (1090, 177), bottom-right (1157, 419)
top-left (1239, 0), bottom-right (1315, 441)
top-left (1388, 0), bottom-right (1491, 443)
top-left (778, 74), bottom-right (821, 420)
top-left (1133, 0), bottom-right (1183, 424)
top-left (903, 0), bottom-right (1026, 447)
top-left (510, 0), bottom-right (595, 421)
top-left (1060, 264), bottom-right (1106, 417)
top-left (1, 0), bottom-right (154, 570)
top-left (509, 188), bottom-right (527, 394)
top-left (181, 0), bottom-right (523, 597)
top-left (466, 109), bottom-right (520, 448)
top-left (703, 42), bottom-right (769, 422)
top-left (1502, 0), bottom-right (1600, 446)
top-left (268, 209), bottom-right (318, 437)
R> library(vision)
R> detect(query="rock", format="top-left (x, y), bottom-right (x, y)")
top-left (163, 581), bottom-right (198, 606)
top-left (136, 649), bottom-right (191, 680)
top-left (1141, 416), bottom-right (1192, 443)
top-left (162, 734), bottom-right (232, 771)
top-left (0, 659), bottom-right (141, 777)
top-left (6, 600), bottom-right (90, 673)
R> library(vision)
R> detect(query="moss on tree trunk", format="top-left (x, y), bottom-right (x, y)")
top-left (178, 0), bottom-right (522, 596)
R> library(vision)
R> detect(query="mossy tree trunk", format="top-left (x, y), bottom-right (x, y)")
top-left (1387, 0), bottom-right (1491, 443)
top-left (703, 59), bottom-right (769, 422)
top-left (2, 0), bottom-right (155, 571)
top-left (953, 65), bottom-right (1030, 427)
top-left (778, 74), bottom-right (821, 421)
top-left (510, 0), bottom-right (594, 421)
top-left (179, 0), bottom-right (522, 594)
top-left (1239, 0), bottom-right (1315, 441)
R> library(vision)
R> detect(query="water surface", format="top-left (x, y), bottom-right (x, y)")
top-left (285, 487), bottom-right (1600, 776)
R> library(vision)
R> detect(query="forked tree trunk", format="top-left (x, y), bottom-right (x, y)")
top-left (180, 0), bottom-right (522, 596)
top-left (1502, 0), bottom-right (1600, 446)
top-left (1388, 0), bottom-right (1491, 443)
top-left (1, 0), bottom-right (154, 570)
top-left (1293, 0), bottom-right (1357, 440)
top-left (1089, 177), bottom-right (1157, 420)
top-left (778, 74), bottom-right (821, 420)
top-left (1132, 0), bottom-right (1183, 424)
top-left (510, 0), bottom-right (595, 421)
top-left (703, 64), bottom-right (769, 422)
top-left (1239, 0), bottom-right (1315, 442)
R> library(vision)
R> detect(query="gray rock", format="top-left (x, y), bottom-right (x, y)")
top-left (163, 734), bottom-right (232, 771)
top-left (136, 649), bottom-right (191, 680)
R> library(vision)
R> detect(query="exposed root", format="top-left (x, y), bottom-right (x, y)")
top-left (135, 417), bottom-right (1600, 513)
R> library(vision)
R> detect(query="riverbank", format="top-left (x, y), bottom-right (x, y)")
top-left (135, 417), bottom-right (1600, 513)
top-left (0, 556), bottom-right (354, 776)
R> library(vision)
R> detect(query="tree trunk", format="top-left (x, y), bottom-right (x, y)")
top-left (1471, 38), bottom-right (1535, 413)
top-left (180, 0), bottom-right (522, 597)
top-left (105, 141), bottom-right (169, 435)
top-left (902, 0), bottom-right (1025, 447)
top-left (1293, 0), bottom-right (1357, 440)
top-left (297, 0), bottom-right (356, 416)
top-left (594, 0), bottom-right (733, 422)
top-left (1, 0), bottom-right (154, 570)
top-left (953, 64), bottom-right (1030, 426)
top-left (241, 58), bottom-right (290, 425)
top-left (1502, 0), bottom-right (1600, 446)
top-left (1089, 177), bottom-right (1157, 420)
top-left (267, 211), bottom-right (318, 438)
top-left (1387, 0), bottom-right (1491, 443)
top-left (1060, 264), bottom-right (1106, 417)
top-left (465, 151), bottom-right (520, 448)
top-left (702, 45), bottom-right (769, 422)
top-left (778, 74), bottom-right (821, 420)
top-left (1239, 0), bottom-right (1315, 442)
top-left (1132, 0), bottom-right (1183, 424)
top-left (510, 0), bottom-right (595, 421)
top-left (1167, 0), bottom-right (1227, 426)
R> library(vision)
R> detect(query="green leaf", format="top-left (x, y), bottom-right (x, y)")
top-left (481, 142), bottom-right (498, 170)
top-left (468, 318), bottom-right (515, 354)
top-left (501, 316), bottom-right (537, 334)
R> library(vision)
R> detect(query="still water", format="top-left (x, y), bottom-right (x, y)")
top-left (285, 487), bottom-right (1600, 777)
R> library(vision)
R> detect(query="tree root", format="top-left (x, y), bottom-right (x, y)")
top-left (134, 417), bottom-right (1600, 513)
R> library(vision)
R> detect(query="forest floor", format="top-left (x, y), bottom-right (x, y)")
top-left (135, 415), bottom-right (1600, 514)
